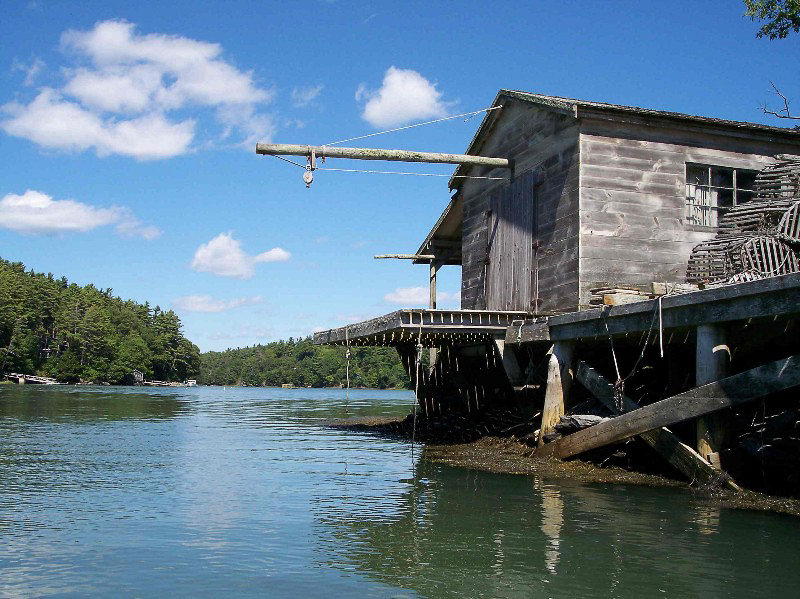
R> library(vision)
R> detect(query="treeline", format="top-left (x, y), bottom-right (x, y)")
top-left (199, 338), bottom-right (411, 389)
top-left (0, 257), bottom-right (200, 383)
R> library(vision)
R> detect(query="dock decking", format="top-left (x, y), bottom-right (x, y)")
top-left (313, 309), bottom-right (527, 347)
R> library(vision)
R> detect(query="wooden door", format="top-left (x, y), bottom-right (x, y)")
top-left (486, 172), bottom-right (536, 311)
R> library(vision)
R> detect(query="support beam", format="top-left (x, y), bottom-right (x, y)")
top-left (495, 339), bottom-right (536, 419)
top-left (493, 340), bottom-right (525, 386)
top-left (255, 143), bottom-right (512, 169)
top-left (374, 254), bottom-right (435, 260)
top-left (429, 262), bottom-right (440, 365)
top-left (696, 324), bottom-right (731, 466)
top-left (535, 354), bottom-right (800, 460)
top-left (538, 341), bottom-right (575, 447)
top-left (576, 362), bottom-right (740, 490)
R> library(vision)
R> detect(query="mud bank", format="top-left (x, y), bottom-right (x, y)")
top-left (326, 414), bottom-right (800, 517)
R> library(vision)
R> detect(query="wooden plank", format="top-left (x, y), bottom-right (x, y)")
top-left (535, 354), bottom-right (800, 459)
top-left (515, 272), bottom-right (800, 342)
top-left (575, 362), bottom-right (740, 490)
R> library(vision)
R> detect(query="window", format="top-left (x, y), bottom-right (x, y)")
top-left (685, 164), bottom-right (757, 227)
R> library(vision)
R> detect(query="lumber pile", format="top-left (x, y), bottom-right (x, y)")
top-left (588, 282), bottom-right (697, 306)
top-left (687, 156), bottom-right (800, 285)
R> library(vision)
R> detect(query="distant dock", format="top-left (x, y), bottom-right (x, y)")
top-left (2, 372), bottom-right (63, 385)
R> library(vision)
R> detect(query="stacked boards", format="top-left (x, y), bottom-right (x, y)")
top-left (687, 157), bottom-right (800, 285)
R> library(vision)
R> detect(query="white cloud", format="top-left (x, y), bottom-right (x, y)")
top-left (11, 57), bottom-right (45, 86)
top-left (190, 232), bottom-right (290, 279)
top-left (209, 325), bottom-right (273, 341)
top-left (2, 89), bottom-right (195, 160)
top-left (1, 20), bottom-right (274, 158)
top-left (172, 294), bottom-right (263, 313)
top-left (115, 211), bottom-right (162, 240)
top-left (335, 313), bottom-right (379, 324)
top-left (291, 84), bottom-right (323, 107)
top-left (0, 190), bottom-right (160, 237)
top-left (384, 286), bottom-right (459, 306)
top-left (356, 66), bottom-right (450, 128)
top-left (0, 189), bottom-right (119, 234)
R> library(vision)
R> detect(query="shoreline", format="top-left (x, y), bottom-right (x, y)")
top-left (327, 415), bottom-right (800, 518)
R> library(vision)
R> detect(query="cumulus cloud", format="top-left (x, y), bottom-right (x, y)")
top-left (0, 189), bottom-right (118, 234)
top-left (291, 84), bottom-right (323, 107)
top-left (356, 66), bottom-right (450, 128)
top-left (1, 20), bottom-right (274, 159)
top-left (2, 89), bottom-right (195, 159)
top-left (172, 294), bottom-right (263, 313)
top-left (0, 189), bottom-right (160, 238)
top-left (190, 232), bottom-right (290, 279)
top-left (384, 286), bottom-right (459, 306)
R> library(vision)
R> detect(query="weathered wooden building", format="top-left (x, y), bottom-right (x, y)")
top-left (417, 90), bottom-right (800, 313)
top-left (312, 91), bottom-right (800, 494)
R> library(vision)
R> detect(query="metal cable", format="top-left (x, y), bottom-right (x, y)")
top-left (325, 105), bottom-right (503, 146)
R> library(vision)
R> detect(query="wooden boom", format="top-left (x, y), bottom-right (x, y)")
top-left (255, 143), bottom-right (511, 169)
top-left (374, 254), bottom-right (435, 260)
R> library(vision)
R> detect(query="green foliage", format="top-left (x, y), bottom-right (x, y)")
top-left (0, 256), bottom-right (200, 383)
top-left (199, 338), bottom-right (410, 389)
top-left (745, 0), bottom-right (800, 38)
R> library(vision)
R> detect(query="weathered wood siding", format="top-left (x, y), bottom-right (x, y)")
top-left (578, 118), bottom-right (800, 306)
top-left (460, 100), bottom-right (581, 313)
top-left (487, 172), bottom-right (535, 311)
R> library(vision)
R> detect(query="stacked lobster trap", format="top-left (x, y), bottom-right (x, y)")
top-left (687, 156), bottom-right (800, 285)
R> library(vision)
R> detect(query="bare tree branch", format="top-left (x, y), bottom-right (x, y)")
top-left (761, 81), bottom-right (800, 121)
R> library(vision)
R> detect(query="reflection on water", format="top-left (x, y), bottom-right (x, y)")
top-left (538, 480), bottom-right (563, 575)
top-left (1, 385), bottom-right (798, 597)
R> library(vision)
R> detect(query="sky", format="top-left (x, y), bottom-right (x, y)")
top-left (1, 1), bottom-right (798, 352)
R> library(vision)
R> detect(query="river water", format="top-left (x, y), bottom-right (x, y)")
top-left (0, 385), bottom-right (797, 597)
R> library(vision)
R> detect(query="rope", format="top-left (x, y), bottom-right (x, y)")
top-left (272, 155), bottom-right (306, 169)
top-left (272, 156), bottom-right (507, 180)
top-left (601, 301), bottom-right (661, 413)
top-left (411, 321), bottom-right (424, 456)
top-left (344, 326), bottom-right (350, 415)
top-left (325, 105), bottom-right (503, 146)
top-left (658, 295), bottom-right (664, 358)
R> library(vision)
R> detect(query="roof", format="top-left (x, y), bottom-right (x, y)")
top-left (449, 90), bottom-right (800, 189)
top-left (413, 194), bottom-right (462, 263)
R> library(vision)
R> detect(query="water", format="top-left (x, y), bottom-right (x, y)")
top-left (0, 385), bottom-right (797, 598)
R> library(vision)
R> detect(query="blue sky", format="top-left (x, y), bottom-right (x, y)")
top-left (1, 1), bottom-right (798, 351)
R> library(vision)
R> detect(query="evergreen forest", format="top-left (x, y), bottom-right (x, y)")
top-left (0, 257), bottom-right (200, 383)
top-left (1, 257), bottom-right (409, 388)
top-left (199, 338), bottom-right (410, 389)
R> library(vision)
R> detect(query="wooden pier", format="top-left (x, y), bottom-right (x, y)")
top-left (304, 89), bottom-right (800, 495)
top-left (2, 372), bottom-right (63, 385)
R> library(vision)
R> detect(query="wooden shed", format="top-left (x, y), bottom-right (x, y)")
top-left (417, 91), bottom-right (800, 314)
top-left (311, 93), bottom-right (800, 492)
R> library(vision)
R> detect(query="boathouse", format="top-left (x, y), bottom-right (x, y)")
top-left (312, 91), bottom-right (800, 494)
top-left (417, 91), bottom-right (800, 313)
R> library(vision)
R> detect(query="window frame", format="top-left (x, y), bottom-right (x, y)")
top-left (684, 163), bottom-right (758, 228)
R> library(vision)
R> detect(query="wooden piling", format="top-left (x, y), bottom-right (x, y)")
top-left (696, 324), bottom-right (731, 466)
top-left (539, 341), bottom-right (575, 446)
top-left (535, 354), bottom-right (800, 460)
